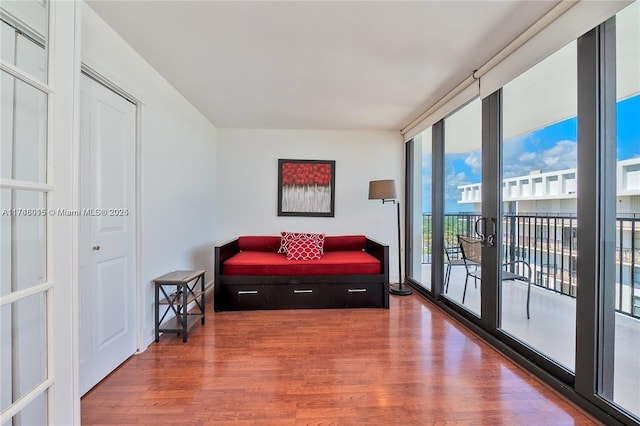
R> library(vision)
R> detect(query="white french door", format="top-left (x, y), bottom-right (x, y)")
top-left (1, 1), bottom-right (51, 424)
top-left (78, 72), bottom-right (137, 395)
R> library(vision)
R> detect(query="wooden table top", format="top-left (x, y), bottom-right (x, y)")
top-left (152, 270), bottom-right (205, 284)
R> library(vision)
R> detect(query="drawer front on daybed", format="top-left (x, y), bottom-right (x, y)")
top-left (270, 284), bottom-right (328, 309)
top-left (328, 283), bottom-right (384, 308)
top-left (220, 285), bottom-right (274, 311)
top-left (217, 281), bottom-right (386, 310)
top-left (220, 284), bottom-right (329, 310)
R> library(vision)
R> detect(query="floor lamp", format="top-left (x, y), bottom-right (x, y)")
top-left (368, 179), bottom-right (412, 296)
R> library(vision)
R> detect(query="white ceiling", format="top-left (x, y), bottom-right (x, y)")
top-left (86, 1), bottom-right (559, 131)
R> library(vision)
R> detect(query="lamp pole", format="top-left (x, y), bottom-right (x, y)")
top-left (368, 179), bottom-right (412, 296)
top-left (387, 199), bottom-right (411, 295)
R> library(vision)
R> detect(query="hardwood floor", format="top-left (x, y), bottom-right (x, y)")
top-left (81, 293), bottom-right (600, 425)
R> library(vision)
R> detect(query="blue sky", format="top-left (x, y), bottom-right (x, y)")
top-left (422, 93), bottom-right (640, 213)
top-left (618, 94), bottom-right (640, 160)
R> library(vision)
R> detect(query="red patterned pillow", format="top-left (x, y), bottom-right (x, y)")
top-left (277, 232), bottom-right (325, 254)
top-left (286, 237), bottom-right (322, 260)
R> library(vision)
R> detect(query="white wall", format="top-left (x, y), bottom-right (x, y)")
top-left (217, 128), bottom-right (403, 280)
top-left (81, 3), bottom-right (218, 346)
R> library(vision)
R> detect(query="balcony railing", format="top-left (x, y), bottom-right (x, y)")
top-left (421, 213), bottom-right (640, 319)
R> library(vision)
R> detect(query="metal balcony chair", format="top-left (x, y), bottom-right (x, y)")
top-left (457, 234), bottom-right (533, 319)
top-left (444, 243), bottom-right (477, 293)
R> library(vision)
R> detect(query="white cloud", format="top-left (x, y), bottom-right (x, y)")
top-left (448, 171), bottom-right (468, 185)
top-left (503, 138), bottom-right (577, 179)
top-left (464, 152), bottom-right (482, 176)
top-left (519, 152), bottom-right (536, 162)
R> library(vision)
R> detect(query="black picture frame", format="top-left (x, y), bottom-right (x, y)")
top-left (277, 159), bottom-right (335, 217)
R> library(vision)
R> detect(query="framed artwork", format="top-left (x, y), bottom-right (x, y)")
top-left (278, 159), bottom-right (335, 217)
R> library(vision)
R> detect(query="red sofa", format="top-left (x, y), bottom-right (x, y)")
top-left (214, 235), bottom-right (389, 311)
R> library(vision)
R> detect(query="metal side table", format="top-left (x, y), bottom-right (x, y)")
top-left (154, 270), bottom-right (206, 342)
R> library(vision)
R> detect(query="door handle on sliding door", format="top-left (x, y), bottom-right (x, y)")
top-left (475, 218), bottom-right (497, 247)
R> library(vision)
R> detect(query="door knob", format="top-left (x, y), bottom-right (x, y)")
top-left (92, 245), bottom-right (101, 251)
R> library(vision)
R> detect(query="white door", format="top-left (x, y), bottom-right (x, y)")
top-left (79, 73), bottom-right (137, 395)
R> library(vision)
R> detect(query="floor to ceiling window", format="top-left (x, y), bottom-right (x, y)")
top-left (405, 2), bottom-right (638, 424)
top-left (499, 40), bottom-right (578, 372)
top-left (407, 128), bottom-right (432, 291)
top-left (608, 0), bottom-right (640, 416)
top-left (1, 1), bottom-right (52, 424)
top-left (442, 98), bottom-right (482, 317)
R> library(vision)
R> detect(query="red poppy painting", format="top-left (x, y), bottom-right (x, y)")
top-left (277, 159), bottom-right (335, 217)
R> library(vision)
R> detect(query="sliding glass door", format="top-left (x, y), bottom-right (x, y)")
top-left (407, 128), bottom-right (432, 291)
top-left (405, 3), bottom-right (639, 423)
top-left (607, 1), bottom-right (640, 416)
top-left (442, 98), bottom-right (482, 317)
top-left (499, 40), bottom-right (578, 372)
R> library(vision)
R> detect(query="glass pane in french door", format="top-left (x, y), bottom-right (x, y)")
top-left (609, 0), bottom-right (640, 416)
top-left (500, 41), bottom-right (577, 371)
top-left (1, 71), bottom-right (48, 183)
top-left (0, 189), bottom-right (47, 297)
top-left (443, 98), bottom-right (482, 316)
top-left (0, 292), bottom-right (47, 414)
top-left (0, 0), bottom-right (48, 83)
top-left (4, 391), bottom-right (48, 426)
top-left (408, 128), bottom-right (432, 290)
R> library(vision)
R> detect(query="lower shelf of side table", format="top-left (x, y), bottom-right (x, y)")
top-left (158, 313), bottom-right (203, 335)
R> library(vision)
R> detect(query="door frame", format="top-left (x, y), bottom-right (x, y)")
top-left (79, 63), bottom-right (142, 353)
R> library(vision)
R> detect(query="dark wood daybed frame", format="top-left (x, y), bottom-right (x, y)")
top-left (214, 237), bottom-right (389, 311)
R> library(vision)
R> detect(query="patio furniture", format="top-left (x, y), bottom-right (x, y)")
top-left (458, 234), bottom-right (533, 319)
top-left (444, 244), bottom-right (477, 293)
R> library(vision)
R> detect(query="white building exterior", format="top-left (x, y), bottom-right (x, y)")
top-left (458, 157), bottom-right (640, 214)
